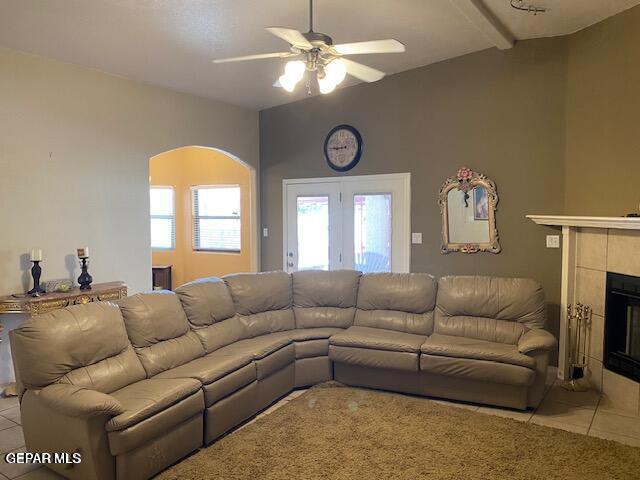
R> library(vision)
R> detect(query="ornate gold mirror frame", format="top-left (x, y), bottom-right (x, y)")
top-left (438, 167), bottom-right (501, 254)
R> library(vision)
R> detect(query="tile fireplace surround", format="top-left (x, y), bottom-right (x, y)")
top-left (528, 215), bottom-right (640, 416)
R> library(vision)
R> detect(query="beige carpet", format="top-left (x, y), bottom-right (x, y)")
top-left (159, 382), bottom-right (640, 480)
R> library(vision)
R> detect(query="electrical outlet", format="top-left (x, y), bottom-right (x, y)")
top-left (263, 228), bottom-right (269, 237)
top-left (546, 235), bottom-right (560, 248)
top-left (411, 232), bottom-right (423, 245)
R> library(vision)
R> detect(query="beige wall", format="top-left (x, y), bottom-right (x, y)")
top-left (260, 38), bottom-right (567, 343)
top-left (150, 147), bottom-right (253, 287)
top-left (0, 47), bottom-right (258, 385)
top-left (0, 47), bottom-right (258, 295)
top-left (564, 7), bottom-right (640, 216)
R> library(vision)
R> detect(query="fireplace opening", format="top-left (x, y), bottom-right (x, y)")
top-left (605, 272), bottom-right (640, 382)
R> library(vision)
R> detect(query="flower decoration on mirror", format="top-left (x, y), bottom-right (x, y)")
top-left (456, 167), bottom-right (475, 206)
top-left (456, 167), bottom-right (474, 186)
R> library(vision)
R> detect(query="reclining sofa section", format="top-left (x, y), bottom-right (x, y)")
top-left (330, 275), bottom-right (554, 410)
top-left (9, 271), bottom-right (556, 480)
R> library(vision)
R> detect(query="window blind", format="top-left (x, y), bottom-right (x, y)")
top-left (150, 187), bottom-right (175, 249)
top-left (192, 185), bottom-right (241, 252)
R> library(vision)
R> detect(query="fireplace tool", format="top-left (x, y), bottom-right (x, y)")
top-left (563, 303), bottom-right (592, 392)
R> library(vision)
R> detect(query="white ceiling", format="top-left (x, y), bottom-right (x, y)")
top-left (0, 0), bottom-right (638, 110)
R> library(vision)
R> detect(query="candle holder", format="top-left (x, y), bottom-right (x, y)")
top-left (78, 257), bottom-right (93, 290)
top-left (27, 261), bottom-right (45, 297)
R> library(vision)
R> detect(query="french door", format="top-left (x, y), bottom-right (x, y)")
top-left (283, 173), bottom-right (410, 273)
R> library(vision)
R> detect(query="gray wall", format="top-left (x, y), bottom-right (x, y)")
top-left (260, 38), bottom-right (567, 337)
top-left (0, 47), bottom-right (259, 385)
top-left (565, 6), bottom-right (640, 216)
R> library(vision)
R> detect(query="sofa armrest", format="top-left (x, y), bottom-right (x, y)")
top-left (518, 328), bottom-right (557, 354)
top-left (39, 384), bottom-right (125, 418)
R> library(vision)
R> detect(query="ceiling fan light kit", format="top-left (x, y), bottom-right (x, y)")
top-left (278, 60), bottom-right (306, 92)
top-left (213, 0), bottom-right (406, 95)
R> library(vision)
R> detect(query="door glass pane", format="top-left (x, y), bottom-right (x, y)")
top-left (297, 196), bottom-right (329, 270)
top-left (354, 194), bottom-right (392, 272)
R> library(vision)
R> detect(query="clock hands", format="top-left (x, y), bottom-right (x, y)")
top-left (330, 146), bottom-right (349, 150)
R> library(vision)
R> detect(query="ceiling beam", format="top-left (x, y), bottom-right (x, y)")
top-left (450, 0), bottom-right (515, 50)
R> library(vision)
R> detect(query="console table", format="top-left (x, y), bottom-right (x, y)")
top-left (0, 281), bottom-right (127, 316)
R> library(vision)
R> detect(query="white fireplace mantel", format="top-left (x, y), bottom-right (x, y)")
top-left (527, 215), bottom-right (640, 230)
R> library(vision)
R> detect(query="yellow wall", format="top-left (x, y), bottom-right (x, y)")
top-left (150, 146), bottom-right (252, 288)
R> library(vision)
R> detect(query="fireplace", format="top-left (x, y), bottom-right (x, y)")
top-left (605, 272), bottom-right (640, 382)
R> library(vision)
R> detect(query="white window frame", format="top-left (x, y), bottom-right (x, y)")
top-left (150, 185), bottom-right (175, 250)
top-left (191, 184), bottom-right (242, 253)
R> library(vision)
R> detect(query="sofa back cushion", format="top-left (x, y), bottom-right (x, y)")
top-left (224, 271), bottom-right (295, 337)
top-left (175, 277), bottom-right (236, 326)
top-left (435, 276), bottom-right (546, 344)
top-left (9, 302), bottom-right (145, 393)
top-left (355, 273), bottom-right (437, 335)
top-left (292, 270), bottom-right (361, 328)
top-left (118, 292), bottom-right (205, 376)
top-left (175, 277), bottom-right (248, 353)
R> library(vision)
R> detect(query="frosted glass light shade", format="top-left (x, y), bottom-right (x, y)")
top-left (325, 59), bottom-right (347, 85)
top-left (278, 60), bottom-right (306, 92)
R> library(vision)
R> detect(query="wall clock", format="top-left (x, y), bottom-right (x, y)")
top-left (324, 124), bottom-right (363, 172)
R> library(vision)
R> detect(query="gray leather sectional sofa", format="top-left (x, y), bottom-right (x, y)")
top-left (10, 271), bottom-right (557, 480)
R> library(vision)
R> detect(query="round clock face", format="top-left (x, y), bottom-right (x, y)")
top-left (324, 125), bottom-right (363, 172)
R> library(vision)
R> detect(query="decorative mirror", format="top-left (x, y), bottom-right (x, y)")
top-left (438, 167), bottom-right (500, 254)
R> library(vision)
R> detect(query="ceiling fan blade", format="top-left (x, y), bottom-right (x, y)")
top-left (213, 52), bottom-right (294, 63)
top-left (265, 27), bottom-right (313, 49)
top-left (333, 39), bottom-right (405, 55)
top-left (342, 58), bottom-right (386, 83)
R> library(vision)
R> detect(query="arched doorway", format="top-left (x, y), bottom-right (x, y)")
top-left (149, 146), bottom-right (257, 289)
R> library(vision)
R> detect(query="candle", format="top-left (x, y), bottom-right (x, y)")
top-left (77, 247), bottom-right (90, 259)
top-left (30, 249), bottom-right (42, 262)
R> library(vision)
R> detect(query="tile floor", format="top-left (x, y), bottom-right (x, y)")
top-left (1, 371), bottom-right (639, 479)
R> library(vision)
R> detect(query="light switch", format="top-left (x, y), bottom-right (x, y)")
top-left (263, 228), bottom-right (269, 237)
top-left (411, 232), bottom-right (423, 245)
top-left (546, 235), bottom-right (560, 248)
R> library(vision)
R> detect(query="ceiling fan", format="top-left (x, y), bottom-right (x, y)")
top-left (213, 0), bottom-right (406, 94)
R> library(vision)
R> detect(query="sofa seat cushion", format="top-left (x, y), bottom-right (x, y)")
top-left (420, 354), bottom-right (535, 387)
top-left (270, 328), bottom-right (343, 358)
top-left (203, 363), bottom-right (256, 406)
top-left (255, 343), bottom-right (295, 380)
top-left (226, 333), bottom-right (292, 359)
top-left (294, 339), bottom-right (330, 359)
top-left (286, 327), bottom-right (344, 342)
top-left (421, 334), bottom-right (536, 369)
top-left (153, 345), bottom-right (255, 385)
top-left (330, 326), bottom-right (426, 353)
top-left (106, 378), bottom-right (202, 432)
top-left (107, 391), bottom-right (204, 455)
top-left (329, 345), bottom-right (419, 371)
